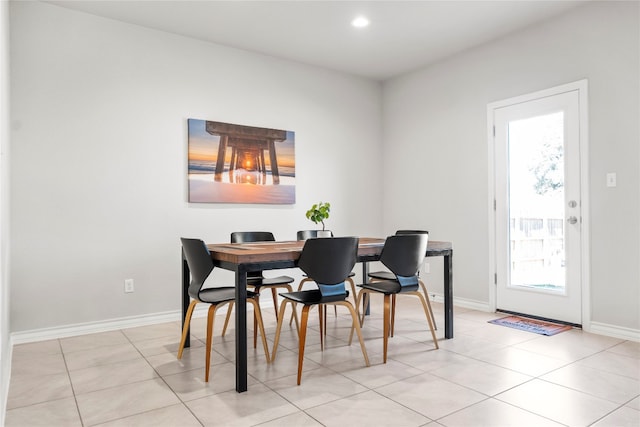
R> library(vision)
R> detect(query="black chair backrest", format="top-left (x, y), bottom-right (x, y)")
top-left (380, 234), bottom-right (429, 285)
top-left (231, 231), bottom-right (276, 243)
top-left (181, 238), bottom-right (214, 299)
top-left (396, 229), bottom-right (429, 236)
top-left (297, 230), bottom-right (334, 240)
top-left (298, 237), bottom-right (358, 287)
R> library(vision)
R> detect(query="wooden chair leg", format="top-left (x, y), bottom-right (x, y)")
top-left (383, 294), bottom-right (391, 363)
top-left (419, 279), bottom-right (438, 330)
top-left (278, 285), bottom-right (298, 333)
top-left (347, 277), bottom-right (358, 307)
top-left (178, 300), bottom-right (198, 359)
top-left (324, 305), bottom-right (329, 335)
top-left (334, 277), bottom-right (356, 319)
top-left (271, 288), bottom-right (279, 320)
top-left (205, 304), bottom-right (218, 382)
top-left (390, 294), bottom-right (397, 337)
top-left (297, 278), bottom-right (312, 291)
top-left (337, 301), bottom-right (370, 367)
top-left (289, 278), bottom-right (312, 325)
top-left (271, 299), bottom-right (290, 361)
top-left (349, 289), bottom-right (369, 345)
top-left (361, 292), bottom-right (370, 327)
top-left (248, 298), bottom-right (271, 362)
top-left (356, 289), bottom-right (371, 327)
top-left (221, 301), bottom-right (234, 337)
top-left (297, 305), bottom-right (311, 385)
top-left (319, 304), bottom-right (324, 350)
top-left (288, 303), bottom-right (296, 327)
top-left (291, 303), bottom-right (300, 335)
top-left (411, 291), bottom-right (439, 349)
top-left (253, 308), bottom-right (258, 349)
top-left (353, 289), bottom-right (367, 337)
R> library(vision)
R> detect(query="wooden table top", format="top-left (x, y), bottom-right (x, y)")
top-left (206, 238), bottom-right (451, 265)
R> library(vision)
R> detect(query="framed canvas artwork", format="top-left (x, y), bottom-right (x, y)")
top-left (188, 119), bottom-right (295, 204)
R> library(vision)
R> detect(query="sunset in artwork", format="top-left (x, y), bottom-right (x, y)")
top-left (187, 119), bottom-right (295, 204)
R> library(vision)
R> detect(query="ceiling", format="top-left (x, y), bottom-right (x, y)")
top-left (46, 0), bottom-right (586, 81)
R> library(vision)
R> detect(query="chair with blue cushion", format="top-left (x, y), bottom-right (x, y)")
top-left (178, 238), bottom-right (270, 382)
top-left (366, 230), bottom-right (437, 334)
top-left (295, 230), bottom-right (357, 297)
top-left (271, 237), bottom-right (370, 385)
top-left (354, 233), bottom-right (438, 363)
top-left (290, 230), bottom-right (357, 327)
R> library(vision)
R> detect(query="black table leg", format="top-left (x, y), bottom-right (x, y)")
top-left (181, 252), bottom-right (190, 348)
top-left (444, 253), bottom-right (453, 339)
top-left (235, 268), bottom-right (248, 392)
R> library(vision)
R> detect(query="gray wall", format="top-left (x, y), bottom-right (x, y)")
top-left (382, 1), bottom-right (639, 332)
top-left (9, 1), bottom-right (383, 333)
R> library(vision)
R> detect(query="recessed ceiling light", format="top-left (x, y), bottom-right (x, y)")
top-left (351, 16), bottom-right (370, 28)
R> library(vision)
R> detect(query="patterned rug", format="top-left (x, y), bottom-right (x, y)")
top-left (488, 315), bottom-right (573, 336)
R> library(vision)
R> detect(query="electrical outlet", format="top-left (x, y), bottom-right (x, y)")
top-left (124, 279), bottom-right (134, 293)
top-left (422, 262), bottom-right (430, 274)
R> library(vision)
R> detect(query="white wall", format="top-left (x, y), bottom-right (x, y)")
top-left (9, 1), bottom-right (383, 333)
top-left (8, 1), bottom-right (639, 340)
top-left (382, 1), bottom-right (640, 332)
top-left (0, 0), bottom-right (11, 421)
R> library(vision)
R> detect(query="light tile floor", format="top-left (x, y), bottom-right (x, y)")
top-left (5, 298), bottom-right (640, 426)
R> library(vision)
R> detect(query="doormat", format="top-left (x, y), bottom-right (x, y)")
top-left (488, 315), bottom-right (572, 336)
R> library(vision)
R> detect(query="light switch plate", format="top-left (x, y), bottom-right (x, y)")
top-left (606, 172), bottom-right (617, 187)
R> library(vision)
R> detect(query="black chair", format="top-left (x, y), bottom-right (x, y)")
top-left (272, 237), bottom-right (370, 385)
top-left (354, 234), bottom-right (438, 363)
top-left (290, 230), bottom-right (357, 326)
top-left (178, 238), bottom-right (270, 382)
top-left (222, 231), bottom-right (296, 341)
top-left (367, 230), bottom-right (437, 333)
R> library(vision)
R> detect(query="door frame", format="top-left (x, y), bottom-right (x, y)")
top-left (487, 80), bottom-right (591, 330)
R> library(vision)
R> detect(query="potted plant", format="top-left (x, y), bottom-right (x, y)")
top-left (306, 202), bottom-right (331, 236)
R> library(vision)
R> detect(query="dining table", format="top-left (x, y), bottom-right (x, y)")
top-left (181, 237), bottom-right (453, 392)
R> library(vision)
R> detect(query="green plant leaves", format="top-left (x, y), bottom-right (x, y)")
top-left (305, 202), bottom-right (330, 231)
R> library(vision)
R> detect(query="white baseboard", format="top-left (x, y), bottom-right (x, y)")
top-left (430, 293), bottom-right (492, 312)
top-left (587, 321), bottom-right (640, 342)
top-left (1, 343), bottom-right (10, 427)
top-left (452, 297), bottom-right (492, 312)
top-left (11, 298), bottom-right (639, 345)
top-left (10, 303), bottom-right (259, 345)
top-left (11, 310), bottom-right (183, 345)
top-left (430, 294), bottom-right (640, 343)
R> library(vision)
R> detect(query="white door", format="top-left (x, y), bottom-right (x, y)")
top-left (491, 82), bottom-right (587, 325)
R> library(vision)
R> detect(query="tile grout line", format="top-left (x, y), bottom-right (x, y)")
top-left (59, 336), bottom-right (87, 427)
top-left (124, 328), bottom-right (207, 427)
top-left (7, 306), bottom-right (638, 427)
